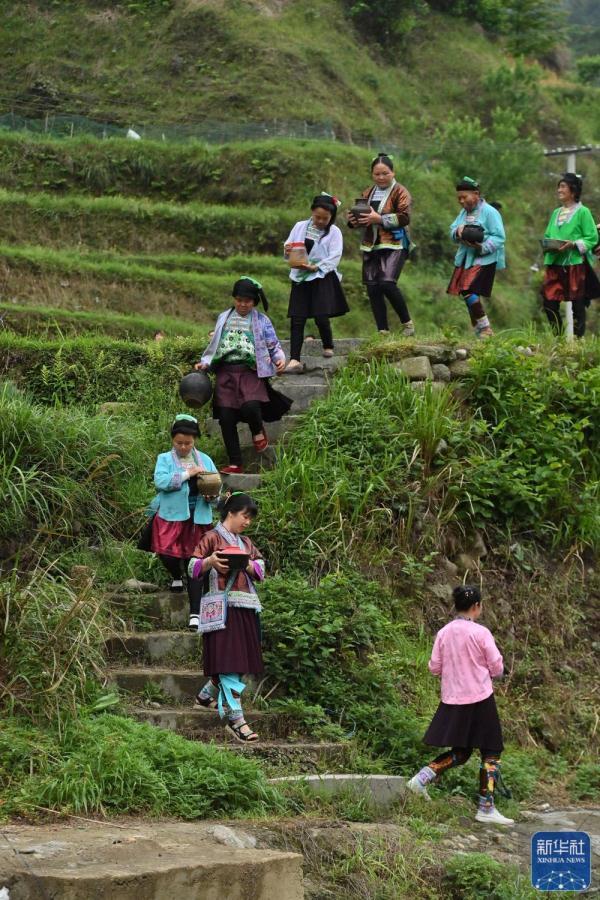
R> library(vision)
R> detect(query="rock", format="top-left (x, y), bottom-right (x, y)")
top-left (98, 402), bottom-right (135, 416)
top-left (411, 381), bottom-right (445, 393)
top-left (434, 438), bottom-right (448, 456)
top-left (455, 348), bottom-right (469, 360)
top-left (69, 565), bottom-right (92, 584)
top-left (394, 356), bottom-right (433, 381)
top-left (122, 579), bottom-right (160, 593)
top-left (456, 553), bottom-right (479, 573)
top-left (432, 363), bottom-right (451, 382)
top-left (440, 557), bottom-right (458, 578)
top-left (470, 531), bottom-right (488, 559)
top-left (209, 826), bottom-right (257, 850)
top-left (412, 344), bottom-right (457, 364)
top-left (516, 345), bottom-right (534, 356)
top-left (431, 584), bottom-right (453, 601)
top-left (448, 359), bottom-right (471, 379)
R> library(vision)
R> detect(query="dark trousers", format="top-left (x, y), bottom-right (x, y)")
top-left (159, 553), bottom-right (203, 615)
top-left (219, 402), bottom-right (263, 466)
top-left (366, 282), bottom-right (411, 330)
top-left (290, 315), bottom-right (333, 361)
top-left (543, 298), bottom-right (586, 338)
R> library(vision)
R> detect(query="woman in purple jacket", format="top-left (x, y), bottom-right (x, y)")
top-left (195, 277), bottom-right (290, 475)
top-left (407, 585), bottom-right (514, 826)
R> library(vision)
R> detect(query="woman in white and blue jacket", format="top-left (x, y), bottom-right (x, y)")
top-left (283, 193), bottom-right (349, 372)
top-left (149, 413), bottom-right (218, 630)
top-left (447, 176), bottom-right (506, 338)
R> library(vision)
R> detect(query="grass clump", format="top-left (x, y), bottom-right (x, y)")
top-left (0, 714), bottom-right (280, 820)
top-left (443, 853), bottom-right (539, 899)
top-left (0, 383), bottom-right (149, 557)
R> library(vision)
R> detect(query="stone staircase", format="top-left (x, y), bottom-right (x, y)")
top-left (105, 338), bottom-right (473, 769)
top-left (208, 337), bottom-right (362, 490)
top-left (105, 339), bottom-right (362, 771)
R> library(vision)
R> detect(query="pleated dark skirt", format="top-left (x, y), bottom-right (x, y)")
top-left (362, 248), bottom-right (407, 284)
top-left (214, 364), bottom-right (269, 408)
top-left (542, 261), bottom-right (600, 304)
top-left (423, 693), bottom-right (504, 753)
top-left (203, 606), bottom-right (263, 676)
top-left (447, 263), bottom-right (497, 297)
top-left (288, 272), bottom-right (349, 318)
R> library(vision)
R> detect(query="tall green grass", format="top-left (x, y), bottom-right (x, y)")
top-left (0, 382), bottom-right (150, 555)
top-left (0, 714), bottom-right (281, 819)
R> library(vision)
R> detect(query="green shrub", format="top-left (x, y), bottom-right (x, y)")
top-left (569, 762), bottom-right (600, 800)
top-left (444, 853), bottom-right (538, 899)
top-left (577, 55), bottom-right (600, 85)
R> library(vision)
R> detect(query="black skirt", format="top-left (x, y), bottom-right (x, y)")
top-left (362, 248), bottom-right (407, 285)
top-left (423, 693), bottom-right (504, 753)
top-left (288, 272), bottom-right (349, 319)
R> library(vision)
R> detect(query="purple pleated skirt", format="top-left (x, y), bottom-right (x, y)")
top-left (215, 364), bottom-right (268, 409)
top-left (203, 607), bottom-right (263, 676)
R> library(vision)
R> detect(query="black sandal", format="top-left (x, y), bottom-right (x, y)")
top-left (194, 694), bottom-right (218, 710)
top-left (226, 720), bottom-right (259, 743)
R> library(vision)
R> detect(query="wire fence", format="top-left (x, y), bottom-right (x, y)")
top-left (0, 112), bottom-right (343, 144)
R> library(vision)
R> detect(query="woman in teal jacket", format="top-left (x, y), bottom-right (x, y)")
top-left (541, 172), bottom-right (600, 338)
top-left (447, 176), bottom-right (506, 338)
top-left (148, 414), bottom-right (218, 630)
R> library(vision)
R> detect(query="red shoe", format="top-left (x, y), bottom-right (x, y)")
top-left (219, 464), bottom-right (245, 474)
top-left (252, 432), bottom-right (269, 453)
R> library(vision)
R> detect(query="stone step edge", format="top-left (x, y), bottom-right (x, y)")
top-left (267, 773), bottom-right (407, 810)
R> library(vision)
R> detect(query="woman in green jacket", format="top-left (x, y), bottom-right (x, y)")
top-left (542, 173), bottom-right (600, 337)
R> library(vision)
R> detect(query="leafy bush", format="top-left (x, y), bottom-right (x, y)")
top-left (444, 853), bottom-right (538, 899)
top-left (0, 714), bottom-right (280, 818)
top-left (569, 762), bottom-right (600, 800)
top-left (577, 54), bottom-right (600, 85)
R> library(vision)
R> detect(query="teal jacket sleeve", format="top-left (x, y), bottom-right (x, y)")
top-left (154, 453), bottom-right (185, 492)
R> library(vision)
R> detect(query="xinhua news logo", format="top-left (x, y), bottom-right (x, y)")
top-left (531, 831), bottom-right (591, 892)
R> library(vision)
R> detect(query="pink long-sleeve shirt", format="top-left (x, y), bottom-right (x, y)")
top-left (429, 618), bottom-right (504, 705)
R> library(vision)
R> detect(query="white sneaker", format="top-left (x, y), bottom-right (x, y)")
top-left (475, 806), bottom-right (514, 826)
top-left (407, 774), bottom-right (431, 801)
top-left (188, 614), bottom-right (199, 631)
top-left (170, 579), bottom-right (184, 593)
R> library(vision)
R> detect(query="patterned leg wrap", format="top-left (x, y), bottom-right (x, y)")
top-left (428, 747), bottom-right (473, 779)
top-left (463, 292), bottom-right (488, 327)
top-left (478, 756), bottom-right (501, 810)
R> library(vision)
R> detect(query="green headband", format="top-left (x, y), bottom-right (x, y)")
top-left (174, 413), bottom-right (198, 424)
top-left (238, 275), bottom-right (263, 290)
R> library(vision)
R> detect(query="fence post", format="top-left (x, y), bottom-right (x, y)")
top-left (564, 152), bottom-right (577, 340)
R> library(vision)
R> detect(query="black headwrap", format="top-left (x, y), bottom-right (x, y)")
top-left (456, 176), bottom-right (480, 192)
top-left (558, 172), bottom-right (582, 201)
top-left (171, 413), bottom-right (199, 437)
top-left (232, 276), bottom-right (269, 312)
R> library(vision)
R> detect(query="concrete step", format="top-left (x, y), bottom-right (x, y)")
top-left (0, 821), bottom-right (303, 900)
top-left (106, 630), bottom-right (201, 664)
top-left (130, 705), bottom-right (296, 740)
top-left (206, 414), bottom-right (302, 448)
top-left (282, 354), bottom-right (345, 374)
top-left (276, 380), bottom-right (329, 411)
top-left (109, 665), bottom-right (204, 700)
top-left (221, 471), bottom-right (263, 491)
top-left (110, 590), bottom-right (188, 629)
top-left (279, 337), bottom-right (362, 356)
top-left (228, 740), bottom-right (354, 773)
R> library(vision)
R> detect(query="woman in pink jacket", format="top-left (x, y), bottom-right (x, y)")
top-left (407, 585), bottom-right (514, 826)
